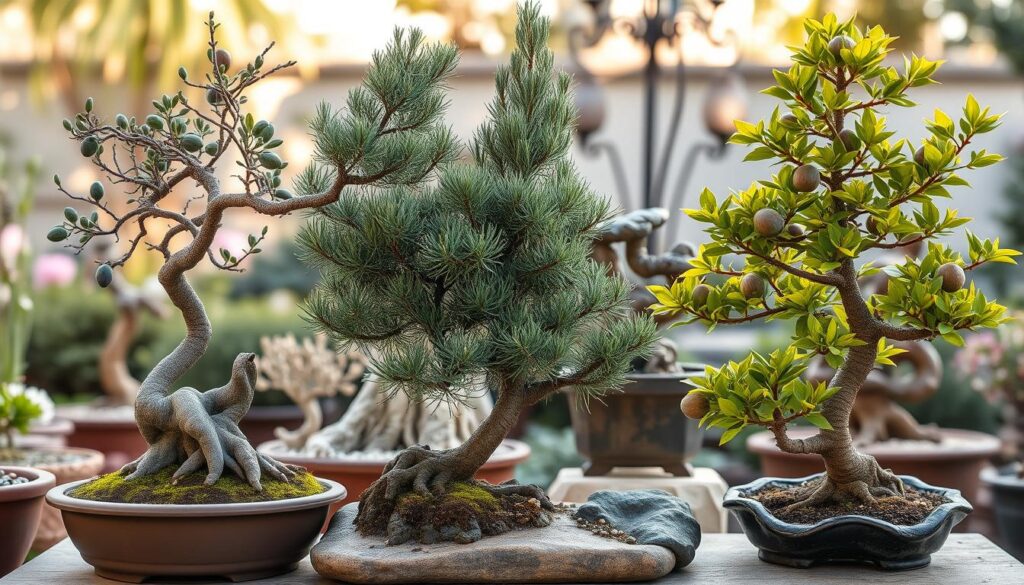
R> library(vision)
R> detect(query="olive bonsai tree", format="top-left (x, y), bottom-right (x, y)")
top-left (47, 12), bottom-right (462, 490)
top-left (651, 14), bottom-right (1017, 511)
top-left (300, 2), bottom-right (655, 537)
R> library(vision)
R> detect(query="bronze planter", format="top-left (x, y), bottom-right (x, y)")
top-left (47, 477), bottom-right (346, 582)
top-left (565, 366), bottom-right (703, 476)
top-left (0, 467), bottom-right (56, 576)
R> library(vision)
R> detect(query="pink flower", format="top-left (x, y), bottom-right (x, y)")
top-left (0, 224), bottom-right (25, 271)
top-left (212, 228), bottom-right (248, 259)
top-left (32, 254), bottom-right (78, 289)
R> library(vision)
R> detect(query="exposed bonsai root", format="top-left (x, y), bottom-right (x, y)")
top-left (781, 455), bottom-right (905, 514)
top-left (355, 444), bottom-right (554, 541)
top-left (374, 478), bottom-right (555, 546)
top-left (123, 353), bottom-right (303, 490)
top-left (303, 376), bottom-right (492, 457)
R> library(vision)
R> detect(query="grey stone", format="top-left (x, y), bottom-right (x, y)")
top-left (311, 503), bottom-right (676, 584)
top-left (574, 489), bottom-right (701, 569)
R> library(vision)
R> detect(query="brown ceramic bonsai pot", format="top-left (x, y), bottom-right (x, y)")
top-left (259, 439), bottom-right (530, 526)
top-left (981, 466), bottom-right (1024, 561)
top-left (46, 477), bottom-right (346, 583)
top-left (18, 418), bottom-right (74, 449)
top-left (565, 366), bottom-right (703, 476)
top-left (57, 405), bottom-right (148, 473)
top-left (0, 467), bottom-right (56, 577)
top-left (747, 428), bottom-right (1000, 504)
top-left (0, 447), bottom-right (104, 551)
top-left (240, 405), bottom-right (305, 446)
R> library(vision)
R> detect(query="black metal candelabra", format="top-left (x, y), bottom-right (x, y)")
top-left (569, 0), bottom-right (745, 251)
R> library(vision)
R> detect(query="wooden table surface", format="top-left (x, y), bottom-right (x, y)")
top-left (3, 533), bottom-right (1020, 584)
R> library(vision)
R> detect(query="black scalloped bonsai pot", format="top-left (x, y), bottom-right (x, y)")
top-left (47, 477), bottom-right (345, 582)
top-left (724, 474), bottom-right (971, 569)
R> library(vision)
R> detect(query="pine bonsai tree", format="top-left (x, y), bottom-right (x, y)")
top-left (47, 13), bottom-right (461, 490)
top-left (651, 14), bottom-right (1017, 510)
top-left (300, 2), bottom-right (655, 537)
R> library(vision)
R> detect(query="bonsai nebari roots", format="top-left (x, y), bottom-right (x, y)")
top-left (124, 352), bottom-right (299, 489)
top-left (354, 391), bottom-right (554, 539)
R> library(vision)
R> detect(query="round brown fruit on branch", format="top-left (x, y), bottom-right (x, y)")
top-left (914, 146), bottom-right (927, 166)
top-left (691, 284), bottom-right (711, 307)
top-left (214, 49), bottom-right (232, 71)
top-left (839, 128), bottom-right (860, 151)
top-left (791, 164), bottom-right (820, 192)
top-left (865, 216), bottom-right (883, 235)
top-left (828, 35), bottom-right (856, 59)
top-left (785, 223), bottom-right (805, 238)
top-left (753, 208), bottom-right (785, 237)
top-left (740, 273), bottom-right (766, 299)
top-left (206, 88), bottom-right (222, 105)
top-left (780, 113), bottom-right (799, 128)
top-left (937, 262), bottom-right (965, 293)
top-left (680, 392), bottom-right (710, 420)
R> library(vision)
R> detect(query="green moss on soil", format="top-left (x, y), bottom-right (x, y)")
top-left (69, 467), bottom-right (324, 504)
top-left (392, 480), bottom-right (547, 536)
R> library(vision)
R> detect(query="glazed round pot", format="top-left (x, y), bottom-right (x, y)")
top-left (0, 447), bottom-right (104, 551)
top-left (0, 467), bottom-right (56, 576)
top-left (260, 439), bottom-right (530, 526)
top-left (47, 477), bottom-right (346, 582)
top-left (724, 474), bottom-right (971, 570)
top-left (564, 366), bottom-right (704, 477)
top-left (747, 428), bottom-right (1000, 503)
top-left (981, 466), bottom-right (1024, 561)
top-left (57, 405), bottom-right (148, 473)
top-left (240, 405), bottom-right (305, 446)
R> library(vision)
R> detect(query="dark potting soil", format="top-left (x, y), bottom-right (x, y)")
top-left (751, 477), bottom-right (948, 525)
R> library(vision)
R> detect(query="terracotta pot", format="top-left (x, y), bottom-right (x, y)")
top-left (18, 419), bottom-right (74, 449)
top-left (0, 447), bottom-right (105, 551)
top-left (47, 477), bottom-right (346, 583)
top-left (725, 474), bottom-right (971, 570)
top-left (259, 439), bottom-right (531, 528)
top-left (0, 467), bottom-right (56, 577)
top-left (565, 367), bottom-right (703, 476)
top-left (747, 428), bottom-right (1000, 504)
top-left (981, 466), bottom-right (1024, 561)
top-left (240, 405), bottom-right (305, 446)
top-left (57, 406), bottom-right (148, 473)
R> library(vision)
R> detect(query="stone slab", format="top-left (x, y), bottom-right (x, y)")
top-left (309, 503), bottom-right (676, 583)
top-left (547, 467), bottom-right (729, 533)
top-left (4, 533), bottom-right (1022, 584)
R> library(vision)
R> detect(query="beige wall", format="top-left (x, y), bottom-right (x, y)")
top-left (1, 60), bottom-right (1021, 260)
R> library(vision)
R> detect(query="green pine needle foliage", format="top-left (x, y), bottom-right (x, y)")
top-left (299, 3), bottom-right (655, 408)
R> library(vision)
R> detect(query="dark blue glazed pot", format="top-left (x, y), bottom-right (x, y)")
top-left (724, 473), bottom-right (972, 570)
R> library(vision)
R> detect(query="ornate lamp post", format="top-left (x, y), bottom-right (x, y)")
top-left (569, 0), bottom-right (747, 250)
